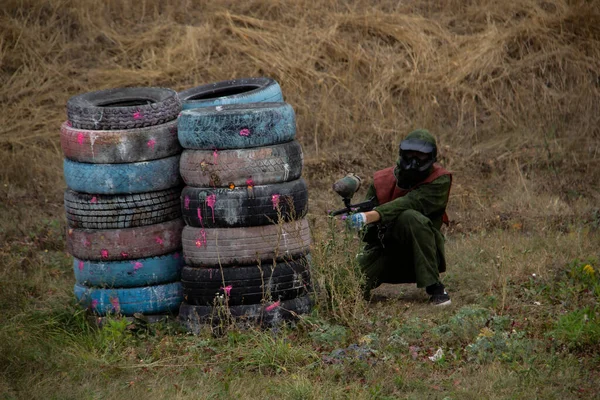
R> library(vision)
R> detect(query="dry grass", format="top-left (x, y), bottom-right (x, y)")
top-left (1, 0), bottom-right (600, 398)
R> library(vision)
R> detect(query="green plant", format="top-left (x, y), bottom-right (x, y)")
top-left (549, 307), bottom-right (600, 351)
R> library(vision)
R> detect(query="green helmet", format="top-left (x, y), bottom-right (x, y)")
top-left (395, 129), bottom-right (438, 189)
top-left (398, 129), bottom-right (438, 161)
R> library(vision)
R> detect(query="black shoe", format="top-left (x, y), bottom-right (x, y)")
top-left (429, 291), bottom-right (451, 306)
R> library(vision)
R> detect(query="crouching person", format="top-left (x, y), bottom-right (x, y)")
top-left (348, 129), bottom-right (453, 306)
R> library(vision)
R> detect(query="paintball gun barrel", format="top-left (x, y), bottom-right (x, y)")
top-left (329, 173), bottom-right (376, 216)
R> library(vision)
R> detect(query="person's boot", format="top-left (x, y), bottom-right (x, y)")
top-left (426, 283), bottom-right (451, 306)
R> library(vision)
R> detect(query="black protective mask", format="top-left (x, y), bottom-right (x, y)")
top-left (394, 152), bottom-right (435, 189)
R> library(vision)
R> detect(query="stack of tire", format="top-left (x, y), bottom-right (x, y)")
top-left (61, 87), bottom-right (185, 321)
top-left (175, 78), bottom-right (313, 330)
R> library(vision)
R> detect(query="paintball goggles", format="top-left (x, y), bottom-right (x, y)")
top-left (329, 173), bottom-right (377, 216)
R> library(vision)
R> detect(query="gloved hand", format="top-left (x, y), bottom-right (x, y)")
top-left (347, 212), bottom-right (367, 230)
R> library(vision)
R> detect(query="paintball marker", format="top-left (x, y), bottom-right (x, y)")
top-left (329, 173), bottom-right (377, 216)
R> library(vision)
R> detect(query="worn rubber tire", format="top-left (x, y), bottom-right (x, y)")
top-left (64, 188), bottom-right (181, 229)
top-left (181, 270), bottom-right (310, 292)
top-left (178, 102), bottom-right (295, 150)
top-left (179, 77), bottom-right (283, 110)
top-left (60, 120), bottom-right (180, 163)
top-left (179, 294), bottom-right (312, 331)
top-left (63, 155), bottom-right (181, 195)
top-left (181, 179), bottom-right (308, 228)
top-left (182, 219), bottom-right (311, 267)
top-left (180, 141), bottom-right (303, 187)
top-left (181, 257), bottom-right (310, 283)
top-left (66, 218), bottom-right (184, 261)
top-left (184, 285), bottom-right (310, 306)
top-left (74, 252), bottom-right (184, 288)
top-left (74, 282), bottom-right (183, 316)
top-left (67, 87), bottom-right (181, 130)
top-left (88, 314), bottom-right (175, 327)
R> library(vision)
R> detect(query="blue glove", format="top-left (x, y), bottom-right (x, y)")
top-left (348, 212), bottom-right (367, 230)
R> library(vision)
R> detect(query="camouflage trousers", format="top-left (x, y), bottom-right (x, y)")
top-left (356, 209), bottom-right (447, 295)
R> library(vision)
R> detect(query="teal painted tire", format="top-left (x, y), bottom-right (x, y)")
top-left (74, 282), bottom-right (183, 316)
top-left (63, 156), bottom-right (181, 195)
top-left (179, 77), bottom-right (283, 110)
top-left (178, 102), bottom-right (295, 150)
top-left (73, 252), bottom-right (184, 288)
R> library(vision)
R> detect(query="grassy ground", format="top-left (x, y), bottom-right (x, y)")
top-left (1, 0), bottom-right (599, 398)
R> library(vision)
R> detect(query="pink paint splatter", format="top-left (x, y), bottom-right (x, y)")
top-left (77, 132), bottom-right (84, 145)
top-left (120, 252), bottom-right (128, 258)
top-left (110, 297), bottom-right (120, 311)
top-left (133, 261), bottom-right (143, 271)
top-left (133, 111), bottom-right (142, 120)
top-left (66, 121), bottom-right (72, 127)
top-left (101, 249), bottom-right (109, 259)
top-left (90, 196), bottom-right (97, 204)
top-left (83, 238), bottom-right (91, 247)
top-left (155, 237), bottom-right (164, 245)
top-left (265, 300), bottom-right (281, 312)
top-left (213, 149), bottom-right (218, 165)
top-left (197, 207), bottom-right (203, 225)
top-left (173, 252), bottom-right (180, 259)
top-left (78, 260), bottom-right (84, 271)
top-left (271, 194), bottom-right (280, 209)
top-left (184, 196), bottom-right (190, 210)
top-left (221, 285), bottom-right (232, 296)
top-left (91, 299), bottom-right (99, 309)
top-left (206, 194), bottom-right (216, 223)
top-left (239, 128), bottom-right (250, 137)
top-left (246, 178), bottom-right (254, 187)
top-left (147, 139), bottom-right (156, 149)
top-left (195, 229), bottom-right (207, 247)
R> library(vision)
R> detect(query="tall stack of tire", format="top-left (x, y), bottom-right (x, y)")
top-left (176, 78), bottom-right (313, 330)
top-left (61, 87), bottom-right (185, 320)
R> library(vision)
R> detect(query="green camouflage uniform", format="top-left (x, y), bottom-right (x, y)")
top-left (357, 130), bottom-right (451, 295)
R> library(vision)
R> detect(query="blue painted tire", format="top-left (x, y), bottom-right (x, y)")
top-left (73, 252), bottom-right (184, 288)
top-left (179, 77), bottom-right (283, 110)
top-left (63, 155), bottom-right (181, 194)
top-left (74, 282), bottom-right (183, 316)
top-left (178, 103), bottom-right (296, 150)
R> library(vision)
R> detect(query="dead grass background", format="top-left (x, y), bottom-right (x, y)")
top-left (1, 1), bottom-right (600, 398)
top-left (1, 0), bottom-right (599, 237)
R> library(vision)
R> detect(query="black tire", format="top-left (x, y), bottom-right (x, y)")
top-left (179, 294), bottom-right (313, 331)
top-left (181, 257), bottom-right (311, 283)
top-left (177, 102), bottom-right (296, 150)
top-left (179, 77), bottom-right (283, 110)
top-left (179, 141), bottom-right (303, 187)
top-left (182, 219), bottom-right (311, 267)
top-left (67, 87), bottom-right (181, 130)
top-left (184, 285), bottom-right (310, 306)
top-left (181, 270), bottom-right (311, 291)
top-left (64, 188), bottom-right (181, 229)
top-left (181, 179), bottom-right (308, 228)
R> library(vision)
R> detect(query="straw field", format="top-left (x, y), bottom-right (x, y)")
top-left (1, 0), bottom-right (599, 398)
